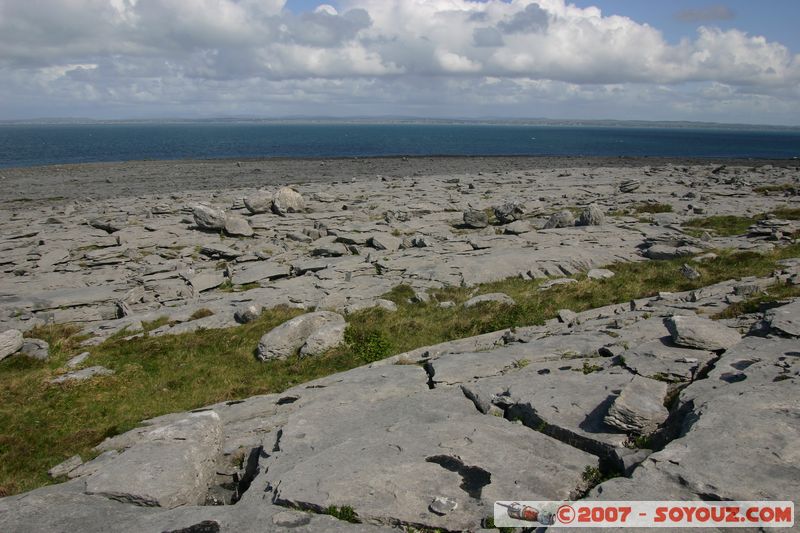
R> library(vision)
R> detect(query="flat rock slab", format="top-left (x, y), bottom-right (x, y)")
top-left (470, 361), bottom-right (633, 457)
top-left (268, 388), bottom-right (596, 531)
top-left (231, 262), bottom-right (290, 285)
top-left (49, 366), bottom-right (114, 384)
top-left (464, 293), bottom-right (515, 308)
top-left (618, 338), bottom-right (716, 382)
top-left (85, 412), bottom-right (223, 508)
top-left (765, 299), bottom-right (800, 337)
top-left (665, 314), bottom-right (742, 351)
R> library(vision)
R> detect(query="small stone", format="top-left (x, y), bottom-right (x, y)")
top-left (223, 215), bottom-right (254, 237)
top-left (463, 209), bottom-right (489, 229)
top-left (429, 496), bottom-right (458, 516)
top-left (557, 309), bottom-right (578, 325)
top-left (577, 204), bottom-right (605, 226)
top-left (49, 366), bottom-right (114, 384)
top-left (503, 220), bottom-right (532, 235)
top-left (20, 338), bottom-right (49, 360)
top-left (493, 202), bottom-right (524, 224)
top-left (604, 376), bottom-right (669, 435)
top-left (464, 293), bottom-right (515, 308)
top-left (587, 268), bottom-right (615, 280)
top-left (539, 278), bottom-right (577, 290)
top-left (234, 304), bottom-right (263, 324)
top-left (48, 455), bottom-right (83, 478)
top-left (66, 352), bottom-right (90, 368)
top-left (680, 263), bottom-right (701, 280)
top-left (543, 210), bottom-right (575, 229)
top-left (369, 233), bottom-right (402, 252)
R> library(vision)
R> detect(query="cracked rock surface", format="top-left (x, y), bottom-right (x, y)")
top-left (1, 158), bottom-right (799, 531)
top-left (2, 265), bottom-right (799, 531)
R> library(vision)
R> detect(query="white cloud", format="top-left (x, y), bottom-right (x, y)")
top-left (0, 0), bottom-right (797, 122)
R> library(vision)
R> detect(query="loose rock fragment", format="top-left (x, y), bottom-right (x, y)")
top-left (604, 376), bottom-right (669, 435)
top-left (0, 329), bottom-right (24, 361)
top-left (665, 315), bottom-right (742, 351)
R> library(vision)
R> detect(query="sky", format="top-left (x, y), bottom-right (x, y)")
top-left (0, 0), bottom-right (798, 124)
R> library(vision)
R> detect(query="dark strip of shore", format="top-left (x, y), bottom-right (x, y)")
top-left (2, 156), bottom-right (797, 203)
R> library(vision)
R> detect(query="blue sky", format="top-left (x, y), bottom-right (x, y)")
top-left (0, 1), bottom-right (798, 124)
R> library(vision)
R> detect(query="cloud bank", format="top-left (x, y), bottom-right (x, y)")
top-left (0, 0), bottom-right (798, 123)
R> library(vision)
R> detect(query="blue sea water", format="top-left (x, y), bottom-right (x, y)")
top-left (0, 123), bottom-right (798, 168)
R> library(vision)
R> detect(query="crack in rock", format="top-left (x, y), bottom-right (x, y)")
top-left (425, 455), bottom-right (491, 499)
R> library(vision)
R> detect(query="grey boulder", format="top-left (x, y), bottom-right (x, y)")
top-left (493, 202), bottom-right (524, 224)
top-left (234, 304), bottom-right (263, 324)
top-left (85, 411), bottom-right (222, 508)
top-left (223, 215), bottom-right (254, 237)
top-left (665, 315), bottom-right (742, 351)
top-left (257, 311), bottom-right (346, 361)
top-left (192, 205), bottom-right (226, 231)
top-left (0, 329), bottom-right (24, 361)
top-left (462, 209), bottom-right (488, 229)
top-left (20, 338), bottom-right (50, 360)
top-left (543, 210), bottom-right (575, 229)
top-left (243, 191), bottom-right (273, 214)
top-left (299, 322), bottom-right (347, 357)
top-left (577, 204), bottom-right (605, 226)
top-left (271, 187), bottom-right (305, 216)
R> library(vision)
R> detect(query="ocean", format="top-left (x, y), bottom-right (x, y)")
top-left (0, 123), bottom-right (798, 168)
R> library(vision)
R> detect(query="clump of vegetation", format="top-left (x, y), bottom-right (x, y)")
top-left (581, 360), bottom-right (603, 374)
top-left (188, 308), bottom-right (214, 321)
top-left (753, 184), bottom-right (798, 196)
top-left (344, 327), bottom-right (393, 364)
top-left (325, 505), bottom-right (359, 523)
top-left (142, 316), bottom-right (170, 333)
top-left (685, 208), bottom-right (800, 238)
top-left (684, 215), bottom-right (759, 237)
top-left (633, 203), bottom-right (673, 214)
top-left (712, 281), bottom-right (800, 320)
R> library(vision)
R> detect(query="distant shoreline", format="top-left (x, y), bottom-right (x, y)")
top-left (2, 118), bottom-right (799, 131)
top-left (2, 155), bottom-right (797, 204)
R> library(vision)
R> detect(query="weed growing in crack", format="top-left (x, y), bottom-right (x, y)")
top-left (326, 505), bottom-right (358, 523)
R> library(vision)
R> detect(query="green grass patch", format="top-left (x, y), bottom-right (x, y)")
top-left (189, 308), bottom-right (214, 321)
top-left (685, 208), bottom-right (800, 238)
top-left (2, 244), bottom-right (800, 496)
top-left (712, 281), bottom-right (800, 320)
top-left (771, 207), bottom-right (800, 220)
top-left (753, 184), bottom-right (798, 196)
top-left (684, 215), bottom-right (760, 237)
